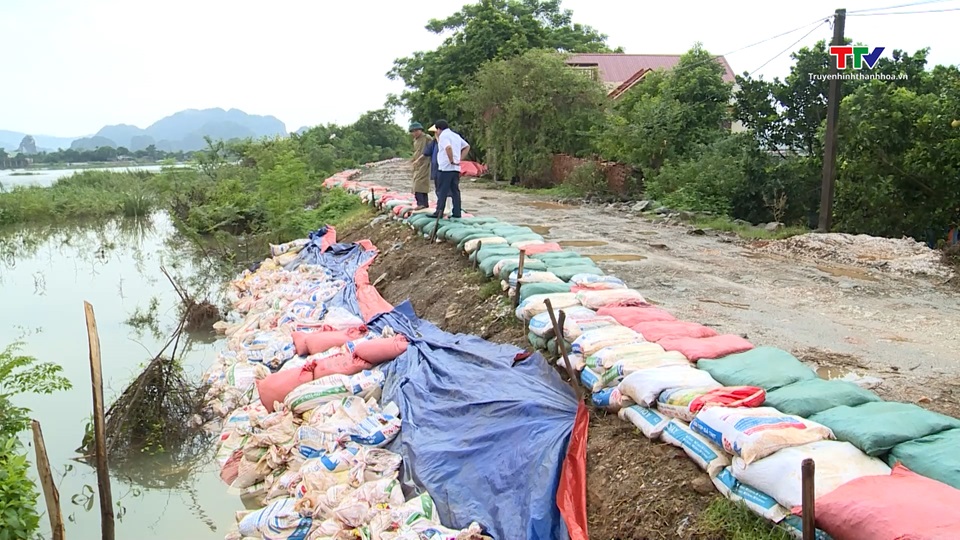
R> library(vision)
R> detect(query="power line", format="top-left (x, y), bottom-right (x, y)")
top-left (847, 0), bottom-right (956, 14)
top-left (748, 20), bottom-right (830, 77)
top-left (848, 6), bottom-right (960, 15)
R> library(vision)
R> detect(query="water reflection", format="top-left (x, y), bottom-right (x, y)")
top-left (1, 212), bottom-right (239, 539)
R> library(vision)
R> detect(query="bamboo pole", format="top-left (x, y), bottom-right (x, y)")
top-left (84, 301), bottom-right (115, 540)
top-left (801, 458), bottom-right (815, 540)
top-left (513, 250), bottom-right (526, 309)
top-left (544, 299), bottom-right (582, 399)
top-left (31, 420), bottom-right (64, 540)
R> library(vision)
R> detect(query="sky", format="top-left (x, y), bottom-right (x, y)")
top-left (2, 0), bottom-right (959, 137)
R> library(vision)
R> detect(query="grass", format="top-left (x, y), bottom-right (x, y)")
top-left (688, 216), bottom-right (808, 240)
top-left (478, 280), bottom-right (502, 300)
top-left (8, 171), bottom-right (39, 176)
top-left (695, 497), bottom-right (793, 540)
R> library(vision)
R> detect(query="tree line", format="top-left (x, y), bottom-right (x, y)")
top-left (386, 0), bottom-right (960, 245)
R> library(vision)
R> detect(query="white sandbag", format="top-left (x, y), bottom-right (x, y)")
top-left (591, 387), bottom-right (633, 412)
top-left (712, 467), bottom-right (790, 523)
top-left (569, 274), bottom-right (627, 290)
top-left (515, 292), bottom-right (580, 321)
top-left (349, 403), bottom-right (402, 447)
top-left (619, 405), bottom-right (670, 439)
top-left (575, 288), bottom-right (645, 310)
top-left (619, 365), bottom-right (721, 407)
top-left (731, 440), bottom-right (891, 510)
top-left (584, 342), bottom-right (668, 371)
top-left (560, 315), bottom-right (620, 342)
top-left (237, 498), bottom-right (312, 539)
top-left (528, 306), bottom-right (597, 338)
top-left (656, 386), bottom-right (720, 422)
top-left (571, 326), bottom-right (644, 357)
top-left (660, 419), bottom-right (731, 477)
top-left (690, 407), bottom-right (834, 465)
top-left (592, 352), bottom-right (691, 391)
top-left (464, 236), bottom-right (507, 254)
top-left (507, 270), bottom-right (564, 288)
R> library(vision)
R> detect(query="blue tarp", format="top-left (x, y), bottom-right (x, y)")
top-left (297, 232), bottom-right (580, 539)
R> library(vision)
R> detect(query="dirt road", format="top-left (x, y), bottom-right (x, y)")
top-left (359, 160), bottom-right (960, 412)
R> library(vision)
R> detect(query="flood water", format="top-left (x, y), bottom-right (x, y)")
top-left (1, 213), bottom-right (236, 539)
top-left (0, 165), bottom-right (164, 188)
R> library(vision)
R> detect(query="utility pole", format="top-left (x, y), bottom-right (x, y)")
top-left (818, 8), bottom-right (846, 232)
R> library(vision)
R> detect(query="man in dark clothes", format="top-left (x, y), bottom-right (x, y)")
top-left (421, 124), bottom-right (440, 196)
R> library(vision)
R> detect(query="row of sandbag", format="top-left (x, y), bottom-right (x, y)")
top-left (341, 166), bottom-right (960, 539)
top-left (206, 232), bottom-right (485, 540)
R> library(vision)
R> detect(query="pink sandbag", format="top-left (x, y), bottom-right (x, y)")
top-left (800, 463), bottom-right (960, 540)
top-left (292, 328), bottom-right (366, 356)
top-left (658, 334), bottom-right (754, 362)
top-left (631, 321), bottom-right (718, 342)
top-left (257, 364), bottom-right (315, 413)
top-left (349, 335), bottom-right (409, 364)
top-left (521, 242), bottom-right (562, 255)
top-left (597, 305), bottom-right (676, 327)
top-left (311, 352), bottom-right (373, 379)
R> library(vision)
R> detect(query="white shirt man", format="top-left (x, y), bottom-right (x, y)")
top-left (437, 127), bottom-right (468, 172)
top-left (429, 120), bottom-right (470, 219)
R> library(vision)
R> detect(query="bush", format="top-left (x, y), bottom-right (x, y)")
top-left (562, 161), bottom-right (608, 196)
top-left (0, 437), bottom-right (39, 540)
top-left (646, 135), bottom-right (752, 215)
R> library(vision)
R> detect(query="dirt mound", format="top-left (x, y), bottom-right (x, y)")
top-left (339, 217), bottom-right (758, 540)
top-left (754, 232), bottom-right (953, 281)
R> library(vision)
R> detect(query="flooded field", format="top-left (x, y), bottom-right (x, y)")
top-left (0, 213), bottom-right (237, 539)
top-left (0, 165), bottom-right (164, 188)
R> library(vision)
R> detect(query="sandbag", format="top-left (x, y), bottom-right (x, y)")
top-left (591, 387), bottom-right (632, 412)
top-left (691, 406), bottom-right (834, 465)
top-left (619, 404), bottom-right (670, 439)
top-left (661, 419), bottom-right (730, 477)
top-left (518, 282), bottom-right (573, 302)
top-left (528, 331), bottom-right (548, 350)
top-left (593, 353), bottom-right (691, 391)
top-left (575, 288), bottom-right (645, 310)
top-left (283, 375), bottom-right (352, 414)
top-left (763, 378), bottom-right (881, 418)
top-left (570, 326), bottom-right (644, 357)
top-left (545, 257), bottom-right (598, 269)
top-left (238, 498), bottom-right (312, 539)
top-left (584, 342), bottom-right (669, 371)
top-left (507, 270), bottom-right (563, 287)
top-left (257, 365), bottom-right (315, 413)
top-left (348, 335), bottom-right (409, 364)
top-left (657, 386), bottom-right (724, 422)
top-left (806, 463), bottom-right (960, 540)
top-left (597, 305), bottom-right (676, 326)
top-left (502, 233), bottom-right (543, 245)
top-left (808, 401), bottom-right (960, 457)
top-left (697, 346), bottom-right (816, 391)
top-left (311, 352), bottom-right (374, 379)
top-left (569, 274), bottom-right (626, 290)
top-left (534, 251), bottom-right (584, 261)
top-left (521, 242), bottom-right (562, 255)
top-left (657, 386), bottom-right (765, 423)
top-left (449, 227), bottom-right (494, 244)
top-left (480, 255), bottom-right (517, 277)
top-left (712, 467), bottom-right (790, 523)
top-left (515, 292), bottom-right (580, 321)
top-left (528, 306), bottom-right (597, 338)
top-left (293, 328), bottom-right (366, 356)
top-left (471, 245), bottom-right (519, 263)
top-left (887, 428), bottom-right (960, 490)
top-left (732, 440), bottom-right (891, 511)
top-left (658, 334), bottom-right (754, 361)
top-left (464, 236), bottom-right (507, 253)
top-left (557, 268), bottom-right (607, 285)
top-left (632, 321), bottom-right (718, 342)
top-left (618, 365), bottom-right (721, 407)
top-left (497, 259), bottom-right (548, 280)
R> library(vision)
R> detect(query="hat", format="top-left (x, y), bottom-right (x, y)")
top-left (409, 122), bottom-right (424, 132)
top-left (428, 125), bottom-right (437, 133)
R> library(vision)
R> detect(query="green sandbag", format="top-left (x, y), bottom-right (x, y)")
top-left (519, 282), bottom-right (573, 302)
top-left (551, 266), bottom-right (603, 281)
top-left (528, 331), bottom-right (548, 350)
top-left (546, 337), bottom-right (572, 356)
top-left (809, 402), bottom-right (960, 457)
top-left (763, 378), bottom-right (881, 418)
top-left (696, 346), bottom-right (817, 392)
top-left (471, 245), bottom-right (519, 264)
top-left (497, 259), bottom-right (549, 280)
top-left (491, 226), bottom-right (530, 236)
top-left (407, 214), bottom-right (433, 227)
top-left (503, 234), bottom-right (544, 245)
top-left (457, 231), bottom-right (501, 251)
top-left (546, 257), bottom-right (598, 268)
top-left (422, 220), bottom-right (451, 236)
top-left (437, 224), bottom-right (467, 240)
top-left (535, 251), bottom-right (583, 261)
top-left (887, 428), bottom-right (960, 489)
top-left (480, 255), bottom-right (518, 277)
top-left (450, 216), bottom-right (499, 225)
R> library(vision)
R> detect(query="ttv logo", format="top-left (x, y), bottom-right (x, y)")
top-left (829, 46), bottom-right (885, 69)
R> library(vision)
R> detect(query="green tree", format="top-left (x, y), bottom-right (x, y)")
top-left (388, 0), bottom-right (616, 136)
top-left (464, 48), bottom-right (606, 183)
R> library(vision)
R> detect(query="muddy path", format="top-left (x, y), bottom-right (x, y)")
top-left (358, 161), bottom-right (960, 416)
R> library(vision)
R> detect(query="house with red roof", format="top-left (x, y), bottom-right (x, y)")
top-left (566, 53), bottom-right (744, 131)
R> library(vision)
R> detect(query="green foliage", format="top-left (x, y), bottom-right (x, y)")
top-left (0, 437), bottom-right (39, 540)
top-left (597, 44), bottom-right (732, 177)
top-left (562, 161), bottom-right (608, 196)
top-left (388, 0), bottom-right (616, 133)
top-left (464, 49), bottom-right (606, 183)
top-left (11, 143), bottom-right (186, 167)
top-left (0, 341), bottom-right (73, 438)
top-left (696, 497), bottom-right (792, 540)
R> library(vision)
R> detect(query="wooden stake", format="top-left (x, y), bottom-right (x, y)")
top-left (473, 241), bottom-right (482, 269)
top-left (31, 420), bottom-right (64, 540)
top-left (84, 301), bottom-right (115, 540)
top-left (369, 188), bottom-right (375, 208)
top-left (513, 249), bottom-right (526, 309)
top-left (801, 458), bottom-right (815, 540)
top-left (544, 299), bottom-right (582, 399)
top-left (430, 212), bottom-right (442, 242)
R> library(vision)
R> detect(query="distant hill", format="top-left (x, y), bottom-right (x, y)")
top-left (7, 108), bottom-right (288, 153)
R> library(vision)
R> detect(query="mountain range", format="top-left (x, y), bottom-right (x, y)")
top-left (1, 108), bottom-right (288, 153)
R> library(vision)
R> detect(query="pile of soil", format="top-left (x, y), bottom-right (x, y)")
top-left (340, 218), bottom-right (731, 540)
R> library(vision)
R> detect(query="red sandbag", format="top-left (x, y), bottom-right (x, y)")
top-left (349, 335), bottom-right (409, 364)
top-left (256, 364), bottom-right (316, 413)
top-left (311, 352), bottom-right (373, 379)
top-left (220, 449), bottom-right (242, 485)
top-left (801, 463), bottom-right (960, 539)
top-left (522, 242), bottom-right (563, 255)
top-left (658, 334), bottom-right (754, 361)
top-left (292, 328), bottom-right (366, 356)
top-left (597, 305), bottom-right (676, 327)
top-left (689, 386), bottom-right (765, 414)
top-left (631, 320), bottom-right (718, 342)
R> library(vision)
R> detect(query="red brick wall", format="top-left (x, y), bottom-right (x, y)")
top-left (549, 154), bottom-right (637, 196)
